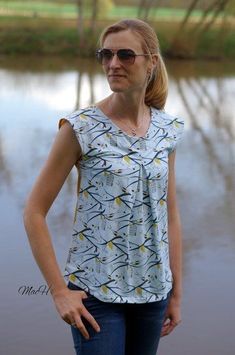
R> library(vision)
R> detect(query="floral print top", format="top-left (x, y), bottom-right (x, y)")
top-left (58, 105), bottom-right (184, 303)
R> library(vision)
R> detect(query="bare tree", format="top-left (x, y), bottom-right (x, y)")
top-left (168, 0), bottom-right (201, 57)
top-left (138, 0), bottom-right (147, 18)
top-left (190, 0), bottom-right (231, 34)
top-left (90, 0), bottom-right (98, 33)
top-left (138, 0), bottom-right (157, 20)
top-left (199, 0), bottom-right (230, 33)
top-left (77, 0), bottom-right (84, 46)
top-left (177, 0), bottom-right (201, 32)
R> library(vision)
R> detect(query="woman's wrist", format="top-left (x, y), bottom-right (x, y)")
top-left (170, 285), bottom-right (182, 300)
top-left (49, 281), bottom-right (68, 298)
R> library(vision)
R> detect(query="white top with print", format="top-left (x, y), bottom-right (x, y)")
top-left (58, 105), bottom-right (184, 303)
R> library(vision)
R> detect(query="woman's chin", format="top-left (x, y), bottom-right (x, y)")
top-left (109, 83), bottom-right (128, 93)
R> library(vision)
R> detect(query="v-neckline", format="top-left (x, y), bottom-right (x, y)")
top-left (93, 105), bottom-right (153, 140)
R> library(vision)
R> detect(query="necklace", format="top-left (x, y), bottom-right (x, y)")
top-left (115, 107), bottom-right (149, 136)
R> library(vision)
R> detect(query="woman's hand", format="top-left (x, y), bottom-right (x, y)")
top-left (52, 288), bottom-right (101, 340)
top-left (161, 294), bottom-right (182, 337)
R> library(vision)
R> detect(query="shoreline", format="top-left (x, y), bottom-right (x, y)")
top-left (0, 16), bottom-right (234, 60)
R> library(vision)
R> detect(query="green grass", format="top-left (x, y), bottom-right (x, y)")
top-left (0, 1), bottom-right (78, 17)
top-left (108, 6), bottom-right (206, 20)
top-left (0, 2), bottom-right (234, 59)
top-left (0, 1), bottom-right (225, 21)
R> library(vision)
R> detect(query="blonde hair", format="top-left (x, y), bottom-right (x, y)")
top-left (98, 18), bottom-right (168, 110)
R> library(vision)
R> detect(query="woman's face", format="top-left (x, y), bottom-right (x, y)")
top-left (101, 30), bottom-right (156, 95)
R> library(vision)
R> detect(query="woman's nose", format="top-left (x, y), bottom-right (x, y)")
top-left (109, 54), bottom-right (121, 67)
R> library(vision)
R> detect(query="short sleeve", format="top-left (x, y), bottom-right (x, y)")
top-left (58, 111), bottom-right (85, 153)
top-left (168, 117), bottom-right (184, 154)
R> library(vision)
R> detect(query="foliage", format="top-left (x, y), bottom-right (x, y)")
top-left (87, 0), bottom-right (114, 19)
top-left (0, 1), bottom-right (234, 58)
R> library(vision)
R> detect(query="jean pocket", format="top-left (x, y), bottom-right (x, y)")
top-left (67, 281), bottom-right (85, 292)
top-left (67, 281), bottom-right (95, 301)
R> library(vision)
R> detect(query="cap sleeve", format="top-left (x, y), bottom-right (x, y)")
top-left (58, 111), bottom-right (85, 153)
top-left (168, 116), bottom-right (184, 154)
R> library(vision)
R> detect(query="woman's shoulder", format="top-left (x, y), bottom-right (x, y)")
top-left (151, 106), bottom-right (184, 128)
top-left (151, 107), bottom-right (184, 152)
top-left (64, 106), bottom-right (96, 121)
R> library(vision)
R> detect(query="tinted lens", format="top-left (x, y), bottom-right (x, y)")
top-left (117, 49), bottom-right (136, 64)
top-left (96, 49), bottom-right (113, 64)
top-left (96, 48), bottom-right (136, 65)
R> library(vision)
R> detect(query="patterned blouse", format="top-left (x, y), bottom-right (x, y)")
top-left (59, 105), bottom-right (184, 303)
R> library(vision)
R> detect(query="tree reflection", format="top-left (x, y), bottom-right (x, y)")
top-left (175, 76), bottom-right (234, 197)
top-left (0, 133), bottom-right (12, 190)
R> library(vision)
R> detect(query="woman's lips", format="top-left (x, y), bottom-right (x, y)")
top-left (108, 74), bottom-right (126, 78)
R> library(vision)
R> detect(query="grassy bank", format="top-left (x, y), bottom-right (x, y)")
top-left (0, 15), bottom-right (234, 59)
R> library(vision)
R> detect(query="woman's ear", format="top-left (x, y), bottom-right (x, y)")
top-left (152, 54), bottom-right (158, 70)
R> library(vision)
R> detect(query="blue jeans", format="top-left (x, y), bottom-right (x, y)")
top-left (67, 281), bottom-right (171, 355)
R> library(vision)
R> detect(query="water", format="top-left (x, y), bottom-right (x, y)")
top-left (0, 56), bottom-right (234, 355)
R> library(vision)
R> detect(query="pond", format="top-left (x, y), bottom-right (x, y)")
top-left (0, 55), bottom-right (234, 355)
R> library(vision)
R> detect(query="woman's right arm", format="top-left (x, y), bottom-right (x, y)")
top-left (23, 121), bottom-right (100, 339)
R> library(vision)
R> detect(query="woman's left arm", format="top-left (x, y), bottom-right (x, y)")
top-left (161, 150), bottom-right (183, 337)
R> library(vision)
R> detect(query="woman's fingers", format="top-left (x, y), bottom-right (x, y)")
top-left (82, 307), bottom-right (101, 333)
top-left (71, 306), bottom-right (101, 340)
top-left (71, 315), bottom-right (90, 340)
top-left (53, 288), bottom-right (100, 340)
top-left (161, 317), bottom-right (182, 337)
top-left (161, 319), bottom-right (175, 337)
top-left (160, 294), bottom-right (182, 337)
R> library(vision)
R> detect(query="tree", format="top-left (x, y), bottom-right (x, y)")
top-left (76, 0), bottom-right (113, 42)
top-left (138, 0), bottom-right (158, 21)
top-left (90, 0), bottom-right (98, 33)
top-left (176, 0), bottom-right (201, 32)
top-left (198, 0), bottom-right (230, 33)
top-left (76, 0), bottom-right (84, 46)
top-left (168, 0), bottom-right (233, 58)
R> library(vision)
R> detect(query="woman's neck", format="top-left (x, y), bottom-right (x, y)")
top-left (99, 93), bottom-right (149, 126)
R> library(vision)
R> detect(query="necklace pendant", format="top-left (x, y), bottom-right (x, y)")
top-left (132, 130), bottom-right (137, 136)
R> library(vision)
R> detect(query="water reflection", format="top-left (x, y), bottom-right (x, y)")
top-left (176, 76), bottom-right (234, 195)
top-left (0, 56), bottom-right (235, 355)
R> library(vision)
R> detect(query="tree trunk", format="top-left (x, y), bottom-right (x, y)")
top-left (178, 0), bottom-right (201, 31)
top-left (200, 0), bottom-right (230, 33)
top-left (192, 0), bottom-right (224, 33)
top-left (77, 0), bottom-right (84, 46)
top-left (90, 0), bottom-right (98, 33)
top-left (168, 0), bottom-right (201, 56)
top-left (143, 0), bottom-right (156, 21)
top-left (138, 0), bottom-right (147, 18)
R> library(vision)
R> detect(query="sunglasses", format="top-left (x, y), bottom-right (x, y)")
top-left (96, 48), bottom-right (152, 65)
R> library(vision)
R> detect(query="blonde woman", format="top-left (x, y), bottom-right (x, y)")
top-left (24, 18), bottom-right (184, 355)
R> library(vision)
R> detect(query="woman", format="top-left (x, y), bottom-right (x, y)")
top-left (23, 19), bottom-right (184, 355)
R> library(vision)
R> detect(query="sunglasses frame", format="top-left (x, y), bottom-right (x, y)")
top-left (96, 48), bottom-right (152, 65)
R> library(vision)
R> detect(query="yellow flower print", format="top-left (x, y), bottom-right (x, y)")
top-left (136, 287), bottom-right (142, 295)
top-left (107, 241), bottom-right (114, 250)
top-left (69, 274), bottom-right (76, 282)
top-left (139, 245), bottom-right (147, 252)
top-left (80, 114), bottom-right (87, 120)
top-left (174, 121), bottom-right (180, 128)
top-left (154, 158), bottom-right (161, 164)
top-left (123, 156), bottom-right (131, 164)
top-left (101, 285), bottom-right (108, 294)
top-left (79, 233), bottom-right (84, 240)
top-left (115, 197), bottom-right (121, 205)
top-left (83, 191), bottom-right (89, 198)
